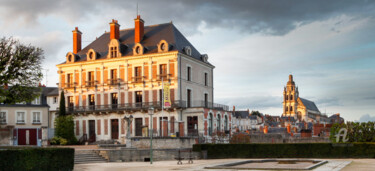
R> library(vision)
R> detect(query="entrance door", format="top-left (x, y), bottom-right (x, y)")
top-left (111, 119), bottom-right (119, 139)
top-left (187, 116), bottom-right (198, 136)
top-left (88, 120), bottom-right (96, 142)
top-left (159, 117), bottom-right (168, 137)
top-left (17, 129), bottom-right (37, 145)
top-left (135, 118), bottom-right (143, 136)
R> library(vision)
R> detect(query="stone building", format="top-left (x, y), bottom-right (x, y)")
top-left (0, 87), bottom-right (57, 146)
top-left (282, 75), bottom-right (328, 123)
top-left (56, 15), bottom-right (230, 144)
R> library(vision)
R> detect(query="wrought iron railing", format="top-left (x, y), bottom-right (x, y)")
top-left (62, 100), bottom-right (229, 113)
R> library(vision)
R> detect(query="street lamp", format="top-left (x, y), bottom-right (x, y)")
top-left (148, 107), bottom-right (154, 164)
top-left (123, 115), bottom-right (133, 148)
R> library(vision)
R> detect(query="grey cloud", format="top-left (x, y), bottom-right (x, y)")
top-left (216, 96), bottom-right (282, 111)
top-left (1, 0), bottom-right (375, 35)
top-left (359, 114), bottom-right (375, 122)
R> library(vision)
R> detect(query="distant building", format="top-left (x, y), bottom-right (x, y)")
top-left (281, 75), bottom-right (328, 123)
top-left (0, 87), bottom-right (58, 146)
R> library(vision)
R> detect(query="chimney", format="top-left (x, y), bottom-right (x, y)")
top-left (110, 19), bottom-right (120, 40)
top-left (134, 15), bottom-right (144, 43)
top-left (72, 27), bottom-right (82, 54)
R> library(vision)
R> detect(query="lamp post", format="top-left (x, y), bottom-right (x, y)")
top-left (148, 107), bottom-right (154, 164)
top-left (124, 115), bottom-right (133, 148)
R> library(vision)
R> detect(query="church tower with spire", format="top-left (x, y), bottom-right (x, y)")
top-left (282, 74), bottom-right (299, 118)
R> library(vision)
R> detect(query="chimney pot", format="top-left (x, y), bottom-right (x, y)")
top-left (72, 27), bottom-right (82, 54)
top-left (110, 19), bottom-right (120, 40)
top-left (134, 15), bottom-right (144, 43)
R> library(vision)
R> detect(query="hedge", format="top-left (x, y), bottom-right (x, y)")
top-left (0, 147), bottom-right (74, 171)
top-left (193, 143), bottom-right (375, 159)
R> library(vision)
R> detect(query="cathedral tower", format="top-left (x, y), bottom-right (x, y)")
top-left (282, 75), bottom-right (299, 118)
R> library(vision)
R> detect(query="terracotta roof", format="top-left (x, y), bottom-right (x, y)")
top-left (62, 22), bottom-right (209, 64)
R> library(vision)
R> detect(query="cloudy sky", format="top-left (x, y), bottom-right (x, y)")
top-left (1, 0), bottom-right (374, 121)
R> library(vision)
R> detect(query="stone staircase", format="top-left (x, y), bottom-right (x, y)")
top-left (75, 150), bottom-right (107, 164)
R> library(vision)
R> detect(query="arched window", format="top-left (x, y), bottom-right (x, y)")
top-left (217, 114), bottom-right (221, 132)
top-left (209, 113), bottom-right (213, 136)
top-left (290, 95), bottom-right (293, 100)
top-left (290, 106), bottom-right (293, 112)
top-left (285, 107), bottom-right (288, 112)
top-left (224, 115), bottom-right (228, 131)
top-left (285, 95), bottom-right (288, 101)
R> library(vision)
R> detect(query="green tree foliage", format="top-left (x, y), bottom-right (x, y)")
top-left (330, 121), bottom-right (375, 143)
top-left (0, 37), bottom-right (44, 104)
top-left (251, 111), bottom-right (262, 117)
top-left (54, 91), bottom-right (77, 144)
top-left (59, 91), bottom-right (66, 116)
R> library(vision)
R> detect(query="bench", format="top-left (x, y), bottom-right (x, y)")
top-left (175, 149), bottom-right (194, 165)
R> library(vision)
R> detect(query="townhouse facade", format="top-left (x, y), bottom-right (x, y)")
top-left (56, 15), bottom-right (230, 144)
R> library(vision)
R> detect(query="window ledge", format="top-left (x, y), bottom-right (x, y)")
top-left (16, 123), bottom-right (25, 125)
top-left (0, 123), bottom-right (7, 125)
top-left (32, 123), bottom-right (41, 125)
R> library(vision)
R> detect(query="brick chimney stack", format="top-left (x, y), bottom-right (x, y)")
top-left (134, 15), bottom-right (144, 43)
top-left (110, 19), bottom-right (120, 40)
top-left (72, 27), bottom-right (82, 54)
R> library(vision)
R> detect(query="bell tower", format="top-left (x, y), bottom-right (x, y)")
top-left (282, 75), bottom-right (299, 118)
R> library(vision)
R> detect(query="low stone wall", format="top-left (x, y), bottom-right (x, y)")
top-left (98, 148), bottom-right (201, 162)
top-left (131, 137), bottom-right (197, 149)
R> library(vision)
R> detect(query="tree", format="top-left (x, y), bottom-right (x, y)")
top-left (0, 37), bottom-right (44, 104)
top-left (54, 91), bottom-right (77, 144)
top-left (59, 91), bottom-right (66, 116)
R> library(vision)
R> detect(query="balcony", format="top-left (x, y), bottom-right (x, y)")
top-left (85, 81), bottom-right (96, 87)
top-left (107, 79), bottom-right (119, 86)
top-left (65, 83), bottom-right (76, 89)
top-left (131, 76), bottom-right (144, 83)
top-left (63, 100), bottom-right (229, 114)
top-left (157, 74), bottom-right (171, 81)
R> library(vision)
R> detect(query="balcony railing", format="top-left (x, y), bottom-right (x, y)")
top-left (132, 76), bottom-right (144, 83)
top-left (157, 74), bottom-right (171, 81)
top-left (65, 83), bottom-right (76, 88)
top-left (107, 79), bottom-right (119, 86)
top-left (85, 81), bottom-right (96, 87)
top-left (62, 100), bottom-right (229, 113)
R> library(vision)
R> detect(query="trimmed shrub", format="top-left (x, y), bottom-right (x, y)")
top-left (0, 147), bottom-right (74, 171)
top-left (55, 115), bottom-right (77, 145)
top-left (193, 143), bottom-right (375, 159)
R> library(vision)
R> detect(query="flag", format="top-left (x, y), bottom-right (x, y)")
top-left (163, 82), bottom-right (171, 108)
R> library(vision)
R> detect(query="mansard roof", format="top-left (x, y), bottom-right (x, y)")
top-left (63, 22), bottom-right (207, 64)
top-left (299, 97), bottom-right (320, 113)
top-left (234, 111), bottom-right (249, 119)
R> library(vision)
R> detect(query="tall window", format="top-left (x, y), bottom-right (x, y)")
top-left (88, 71), bottom-right (94, 86)
top-left (159, 89), bottom-right (163, 106)
top-left (135, 91), bottom-right (142, 107)
top-left (134, 67), bottom-right (142, 82)
top-left (32, 112), bottom-right (41, 123)
top-left (110, 46), bottom-right (118, 58)
top-left (110, 69), bottom-right (117, 84)
top-left (224, 115), bottom-right (228, 131)
top-left (111, 93), bottom-right (118, 109)
top-left (290, 106), bottom-right (293, 112)
top-left (217, 114), bottom-right (221, 132)
top-left (17, 112), bottom-right (25, 123)
top-left (204, 73), bottom-right (208, 86)
top-left (31, 96), bottom-right (40, 105)
top-left (290, 95), bottom-right (293, 100)
top-left (0, 111), bottom-right (6, 124)
top-left (187, 89), bottom-right (192, 108)
top-left (187, 66), bottom-right (191, 81)
top-left (285, 95), bottom-right (288, 101)
top-left (187, 116), bottom-right (198, 136)
top-left (68, 96), bottom-right (74, 111)
top-left (67, 74), bottom-right (73, 87)
top-left (88, 94), bottom-right (95, 109)
top-left (204, 93), bottom-right (208, 108)
top-left (53, 97), bottom-right (57, 104)
top-left (159, 64), bottom-right (167, 80)
top-left (208, 113), bottom-right (213, 136)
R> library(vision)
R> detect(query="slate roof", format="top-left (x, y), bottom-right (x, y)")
top-left (299, 97), bottom-right (320, 112)
top-left (46, 88), bottom-right (59, 96)
top-left (62, 22), bottom-right (210, 64)
top-left (234, 111), bottom-right (249, 119)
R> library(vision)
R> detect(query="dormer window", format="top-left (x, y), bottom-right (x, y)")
top-left (158, 40), bottom-right (169, 53)
top-left (133, 43), bottom-right (144, 55)
top-left (184, 46), bottom-right (192, 56)
top-left (201, 54), bottom-right (208, 62)
top-left (66, 52), bottom-right (75, 63)
top-left (87, 49), bottom-right (97, 61)
top-left (107, 39), bottom-right (121, 58)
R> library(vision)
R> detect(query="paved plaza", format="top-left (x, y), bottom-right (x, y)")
top-left (74, 158), bottom-right (375, 171)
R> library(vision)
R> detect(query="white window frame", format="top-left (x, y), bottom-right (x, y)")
top-left (16, 110), bottom-right (26, 124)
top-left (0, 110), bottom-right (8, 124)
top-left (186, 65), bottom-right (192, 81)
top-left (53, 96), bottom-right (58, 104)
top-left (31, 96), bottom-right (41, 105)
top-left (31, 110), bottom-right (42, 124)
